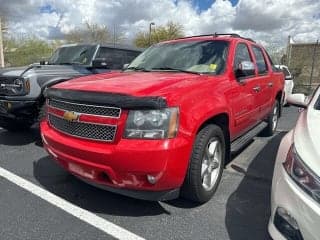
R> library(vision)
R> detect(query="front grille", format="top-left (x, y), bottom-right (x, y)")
top-left (48, 114), bottom-right (116, 142)
top-left (49, 99), bottom-right (121, 118)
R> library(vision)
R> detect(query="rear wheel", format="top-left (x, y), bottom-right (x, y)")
top-left (262, 100), bottom-right (279, 136)
top-left (181, 124), bottom-right (225, 203)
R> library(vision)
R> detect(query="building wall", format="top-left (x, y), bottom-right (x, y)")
top-left (286, 43), bottom-right (320, 87)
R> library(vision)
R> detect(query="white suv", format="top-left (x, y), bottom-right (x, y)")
top-left (275, 65), bottom-right (294, 105)
top-left (269, 90), bottom-right (320, 240)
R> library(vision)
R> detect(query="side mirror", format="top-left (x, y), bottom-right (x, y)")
top-left (287, 93), bottom-right (307, 108)
top-left (123, 63), bottom-right (129, 70)
top-left (40, 58), bottom-right (49, 65)
top-left (92, 58), bottom-right (109, 69)
top-left (235, 61), bottom-right (255, 80)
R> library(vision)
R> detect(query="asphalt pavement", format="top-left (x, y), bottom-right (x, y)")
top-left (0, 106), bottom-right (300, 240)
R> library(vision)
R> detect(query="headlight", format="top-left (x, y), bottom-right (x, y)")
top-left (283, 145), bottom-right (320, 203)
top-left (0, 77), bottom-right (30, 96)
top-left (124, 107), bottom-right (179, 139)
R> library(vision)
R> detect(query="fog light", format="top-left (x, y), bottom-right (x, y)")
top-left (6, 102), bottom-right (12, 110)
top-left (274, 207), bottom-right (303, 240)
top-left (147, 175), bottom-right (157, 184)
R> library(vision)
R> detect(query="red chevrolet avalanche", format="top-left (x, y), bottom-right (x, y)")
top-left (41, 34), bottom-right (284, 203)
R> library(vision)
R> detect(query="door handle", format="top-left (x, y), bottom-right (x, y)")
top-left (268, 82), bottom-right (273, 87)
top-left (253, 86), bottom-right (261, 92)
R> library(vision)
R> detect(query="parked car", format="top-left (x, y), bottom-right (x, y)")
top-left (275, 65), bottom-right (294, 105)
top-left (269, 90), bottom-right (320, 240)
top-left (41, 33), bottom-right (284, 203)
top-left (0, 44), bottom-right (142, 131)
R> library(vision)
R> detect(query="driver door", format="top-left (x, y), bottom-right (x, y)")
top-left (229, 43), bottom-right (260, 138)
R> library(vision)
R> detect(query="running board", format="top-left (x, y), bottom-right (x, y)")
top-left (231, 122), bottom-right (267, 153)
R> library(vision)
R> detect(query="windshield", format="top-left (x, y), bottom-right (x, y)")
top-left (127, 40), bottom-right (229, 75)
top-left (48, 45), bottom-right (97, 65)
top-left (282, 67), bottom-right (291, 77)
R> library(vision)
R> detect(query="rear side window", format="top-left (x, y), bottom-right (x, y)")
top-left (252, 46), bottom-right (268, 74)
top-left (126, 51), bottom-right (140, 63)
top-left (281, 67), bottom-right (291, 77)
top-left (96, 47), bottom-right (139, 69)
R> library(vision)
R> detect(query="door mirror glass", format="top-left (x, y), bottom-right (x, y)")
top-left (92, 58), bottom-right (109, 69)
top-left (235, 61), bottom-right (255, 79)
top-left (123, 63), bottom-right (129, 70)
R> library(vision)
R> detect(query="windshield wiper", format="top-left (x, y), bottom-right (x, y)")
top-left (57, 62), bottom-right (83, 65)
top-left (151, 67), bottom-right (201, 75)
top-left (126, 66), bottom-right (151, 72)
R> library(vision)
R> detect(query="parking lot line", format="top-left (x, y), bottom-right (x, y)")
top-left (0, 166), bottom-right (145, 240)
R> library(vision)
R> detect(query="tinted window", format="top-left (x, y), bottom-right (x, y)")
top-left (96, 47), bottom-right (127, 69)
top-left (49, 45), bottom-right (96, 65)
top-left (126, 51), bottom-right (140, 63)
top-left (252, 46), bottom-right (268, 74)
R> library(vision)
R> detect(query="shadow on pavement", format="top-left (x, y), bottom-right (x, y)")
top-left (225, 132), bottom-right (287, 240)
top-left (0, 127), bottom-right (41, 146)
top-left (33, 155), bottom-right (171, 217)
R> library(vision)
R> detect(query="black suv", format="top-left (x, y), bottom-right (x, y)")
top-left (0, 44), bottom-right (142, 131)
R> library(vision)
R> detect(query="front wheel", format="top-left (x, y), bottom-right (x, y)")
top-left (181, 124), bottom-right (225, 203)
top-left (0, 117), bottom-right (33, 132)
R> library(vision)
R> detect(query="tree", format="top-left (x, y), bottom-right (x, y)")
top-left (4, 36), bottom-right (55, 67)
top-left (64, 21), bottom-right (125, 44)
top-left (134, 22), bottom-right (184, 48)
top-left (266, 44), bottom-right (286, 65)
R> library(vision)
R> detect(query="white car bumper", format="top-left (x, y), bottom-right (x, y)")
top-left (269, 131), bottom-right (320, 240)
top-left (284, 80), bottom-right (294, 104)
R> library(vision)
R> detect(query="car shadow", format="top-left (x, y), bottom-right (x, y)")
top-left (33, 155), bottom-right (171, 217)
top-left (225, 131), bottom-right (287, 240)
top-left (0, 127), bottom-right (42, 146)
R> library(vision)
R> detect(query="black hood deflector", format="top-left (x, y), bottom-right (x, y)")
top-left (45, 88), bottom-right (168, 109)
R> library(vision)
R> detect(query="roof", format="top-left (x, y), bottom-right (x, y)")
top-left (174, 33), bottom-right (256, 43)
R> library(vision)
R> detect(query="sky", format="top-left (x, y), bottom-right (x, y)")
top-left (0, 0), bottom-right (319, 48)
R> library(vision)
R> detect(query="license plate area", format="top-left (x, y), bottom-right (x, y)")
top-left (68, 162), bottom-right (95, 180)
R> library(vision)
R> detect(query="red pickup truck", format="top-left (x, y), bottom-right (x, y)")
top-left (41, 34), bottom-right (284, 203)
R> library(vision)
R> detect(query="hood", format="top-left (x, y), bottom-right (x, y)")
top-left (0, 65), bottom-right (90, 79)
top-left (53, 71), bottom-right (208, 97)
top-left (294, 108), bottom-right (320, 177)
top-left (0, 66), bottom-right (26, 77)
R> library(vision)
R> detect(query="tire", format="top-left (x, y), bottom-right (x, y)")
top-left (181, 124), bottom-right (225, 203)
top-left (262, 100), bottom-right (279, 137)
top-left (38, 104), bottom-right (47, 123)
top-left (0, 117), bottom-right (33, 132)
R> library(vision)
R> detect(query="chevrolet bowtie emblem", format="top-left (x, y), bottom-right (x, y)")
top-left (63, 111), bottom-right (80, 122)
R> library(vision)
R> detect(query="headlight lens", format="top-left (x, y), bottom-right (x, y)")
top-left (0, 77), bottom-right (30, 96)
top-left (124, 107), bottom-right (179, 139)
top-left (283, 145), bottom-right (320, 203)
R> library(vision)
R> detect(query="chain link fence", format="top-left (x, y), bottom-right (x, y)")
top-left (286, 41), bottom-right (320, 95)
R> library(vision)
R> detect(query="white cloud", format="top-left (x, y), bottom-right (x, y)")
top-left (1, 0), bottom-right (319, 47)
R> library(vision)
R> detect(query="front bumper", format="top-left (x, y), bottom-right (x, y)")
top-left (40, 120), bottom-right (193, 201)
top-left (269, 131), bottom-right (320, 240)
top-left (0, 97), bottom-right (37, 120)
top-left (283, 80), bottom-right (294, 105)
